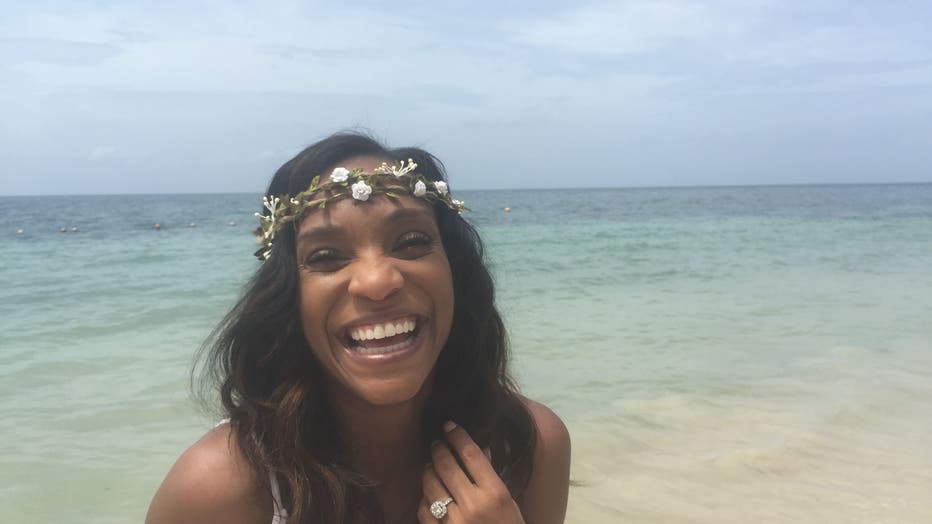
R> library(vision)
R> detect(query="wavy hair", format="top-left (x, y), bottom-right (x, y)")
top-left (196, 132), bottom-right (536, 523)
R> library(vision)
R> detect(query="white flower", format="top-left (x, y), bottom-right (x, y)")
top-left (330, 167), bottom-right (350, 183)
top-left (433, 181), bottom-right (448, 195)
top-left (262, 196), bottom-right (280, 214)
top-left (375, 159), bottom-right (418, 177)
top-left (351, 181), bottom-right (372, 201)
top-left (393, 159), bottom-right (418, 177)
top-left (413, 180), bottom-right (427, 197)
top-left (259, 196), bottom-right (281, 239)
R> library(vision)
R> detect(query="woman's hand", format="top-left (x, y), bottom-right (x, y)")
top-left (418, 421), bottom-right (525, 523)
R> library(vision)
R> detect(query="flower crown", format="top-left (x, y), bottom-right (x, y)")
top-left (254, 159), bottom-right (465, 260)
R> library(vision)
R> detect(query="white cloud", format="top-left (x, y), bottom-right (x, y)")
top-left (508, 0), bottom-right (746, 56)
top-left (0, 1), bottom-right (684, 121)
top-left (2, 0), bottom-right (931, 194)
top-left (727, 25), bottom-right (932, 66)
top-left (1, 2), bottom-right (434, 95)
top-left (716, 63), bottom-right (932, 95)
top-left (256, 148), bottom-right (295, 161)
top-left (508, 0), bottom-right (930, 68)
top-left (89, 144), bottom-right (119, 160)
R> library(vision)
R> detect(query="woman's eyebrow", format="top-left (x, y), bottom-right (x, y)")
top-left (384, 207), bottom-right (434, 223)
top-left (296, 225), bottom-right (345, 244)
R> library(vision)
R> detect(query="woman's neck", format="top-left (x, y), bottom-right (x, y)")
top-left (329, 383), bottom-right (431, 523)
top-left (343, 402), bottom-right (424, 479)
top-left (329, 380), bottom-right (432, 482)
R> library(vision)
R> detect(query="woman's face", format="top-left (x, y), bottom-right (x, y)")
top-left (295, 156), bottom-right (455, 407)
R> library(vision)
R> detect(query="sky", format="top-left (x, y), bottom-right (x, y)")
top-left (1, 0), bottom-right (931, 195)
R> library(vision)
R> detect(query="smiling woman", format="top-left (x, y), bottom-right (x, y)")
top-left (295, 167), bottom-right (455, 409)
top-left (144, 133), bottom-right (570, 524)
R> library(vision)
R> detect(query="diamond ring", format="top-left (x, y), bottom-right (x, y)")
top-left (429, 497), bottom-right (454, 519)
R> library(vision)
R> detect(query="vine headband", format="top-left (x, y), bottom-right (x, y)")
top-left (254, 159), bottom-right (465, 260)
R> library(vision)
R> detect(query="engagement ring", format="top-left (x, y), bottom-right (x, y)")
top-left (429, 497), bottom-right (454, 519)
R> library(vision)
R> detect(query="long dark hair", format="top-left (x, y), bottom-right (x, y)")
top-left (196, 132), bottom-right (536, 523)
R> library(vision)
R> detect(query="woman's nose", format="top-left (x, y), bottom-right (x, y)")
top-left (347, 253), bottom-right (404, 301)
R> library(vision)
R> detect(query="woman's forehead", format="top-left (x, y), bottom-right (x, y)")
top-left (297, 193), bottom-right (435, 232)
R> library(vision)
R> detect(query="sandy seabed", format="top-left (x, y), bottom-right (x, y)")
top-left (561, 364), bottom-right (932, 524)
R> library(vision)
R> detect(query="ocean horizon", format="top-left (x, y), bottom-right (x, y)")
top-left (4, 180), bottom-right (932, 199)
top-left (2, 183), bottom-right (931, 522)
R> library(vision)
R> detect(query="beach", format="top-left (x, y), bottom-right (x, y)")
top-left (2, 184), bottom-right (931, 522)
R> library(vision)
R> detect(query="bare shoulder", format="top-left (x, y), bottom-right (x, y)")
top-left (519, 397), bottom-right (571, 524)
top-left (522, 398), bottom-right (571, 451)
top-left (145, 422), bottom-right (271, 524)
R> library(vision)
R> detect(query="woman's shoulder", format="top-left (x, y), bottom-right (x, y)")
top-left (519, 397), bottom-right (572, 524)
top-left (145, 421), bottom-right (272, 524)
top-left (521, 398), bottom-right (570, 449)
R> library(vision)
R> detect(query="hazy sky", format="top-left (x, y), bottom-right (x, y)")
top-left (2, 0), bottom-right (931, 195)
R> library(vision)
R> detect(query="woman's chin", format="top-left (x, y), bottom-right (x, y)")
top-left (345, 373), bottom-right (434, 408)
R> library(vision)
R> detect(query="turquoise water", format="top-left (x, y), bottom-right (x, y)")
top-left (2, 185), bottom-right (931, 522)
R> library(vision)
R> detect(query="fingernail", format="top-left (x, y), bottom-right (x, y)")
top-left (443, 420), bottom-right (457, 432)
top-left (424, 461), bottom-right (433, 469)
top-left (430, 439), bottom-right (441, 447)
top-left (483, 446), bottom-right (492, 460)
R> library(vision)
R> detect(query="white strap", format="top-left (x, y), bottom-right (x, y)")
top-left (270, 473), bottom-right (289, 524)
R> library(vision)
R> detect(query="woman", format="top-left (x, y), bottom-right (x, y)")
top-left (145, 133), bottom-right (571, 523)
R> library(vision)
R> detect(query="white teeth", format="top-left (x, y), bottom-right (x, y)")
top-left (349, 318), bottom-right (417, 342)
top-left (354, 337), bottom-right (415, 355)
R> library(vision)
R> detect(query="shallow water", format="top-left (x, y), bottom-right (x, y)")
top-left (1, 184), bottom-right (931, 522)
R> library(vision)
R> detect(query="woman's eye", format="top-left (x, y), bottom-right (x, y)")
top-left (395, 232), bottom-right (434, 258)
top-left (303, 249), bottom-right (347, 271)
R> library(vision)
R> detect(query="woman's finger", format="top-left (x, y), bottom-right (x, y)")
top-left (416, 496), bottom-right (435, 524)
top-left (421, 464), bottom-right (453, 502)
top-left (417, 501), bottom-right (443, 523)
top-left (442, 421), bottom-right (500, 488)
top-left (421, 467), bottom-right (462, 522)
top-left (430, 439), bottom-right (474, 501)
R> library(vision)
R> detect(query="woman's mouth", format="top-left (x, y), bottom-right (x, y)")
top-left (343, 316), bottom-right (422, 356)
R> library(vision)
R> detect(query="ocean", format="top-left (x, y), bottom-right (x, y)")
top-left (1, 184), bottom-right (931, 523)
